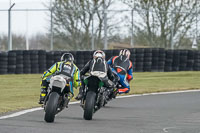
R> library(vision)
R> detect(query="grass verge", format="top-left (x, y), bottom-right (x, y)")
top-left (0, 71), bottom-right (200, 114)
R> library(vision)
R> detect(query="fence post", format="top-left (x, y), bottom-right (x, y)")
top-left (131, 9), bottom-right (134, 47)
top-left (103, 0), bottom-right (107, 49)
top-left (171, 9), bottom-right (175, 50)
top-left (91, 8), bottom-right (95, 50)
top-left (50, 0), bottom-right (53, 50)
top-left (26, 9), bottom-right (29, 50)
top-left (8, 3), bottom-right (15, 51)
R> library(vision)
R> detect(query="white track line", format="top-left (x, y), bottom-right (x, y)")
top-left (117, 89), bottom-right (200, 99)
top-left (163, 127), bottom-right (176, 132)
top-left (0, 101), bottom-right (79, 120)
top-left (0, 89), bottom-right (200, 120)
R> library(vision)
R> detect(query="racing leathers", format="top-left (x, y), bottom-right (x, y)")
top-left (75, 57), bottom-right (116, 100)
top-left (39, 61), bottom-right (81, 104)
top-left (107, 55), bottom-right (133, 94)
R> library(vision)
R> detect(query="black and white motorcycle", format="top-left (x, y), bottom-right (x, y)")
top-left (43, 74), bottom-right (73, 123)
top-left (80, 71), bottom-right (110, 120)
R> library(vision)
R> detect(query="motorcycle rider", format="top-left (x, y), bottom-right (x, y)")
top-left (75, 50), bottom-right (116, 100)
top-left (39, 53), bottom-right (81, 104)
top-left (107, 49), bottom-right (133, 94)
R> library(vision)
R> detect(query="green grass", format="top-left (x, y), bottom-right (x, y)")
top-left (129, 71), bottom-right (200, 94)
top-left (0, 71), bottom-right (200, 114)
top-left (0, 74), bottom-right (41, 114)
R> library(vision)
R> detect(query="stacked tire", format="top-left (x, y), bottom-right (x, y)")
top-left (112, 49), bottom-right (120, 57)
top-left (38, 50), bottom-right (47, 73)
top-left (30, 50), bottom-right (39, 73)
top-left (12, 50), bottom-right (23, 74)
top-left (83, 50), bottom-right (92, 66)
top-left (158, 48), bottom-right (165, 72)
top-left (172, 50), bottom-right (180, 71)
top-left (7, 51), bottom-right (16, 74)
top-left (179, 50), bottom-right (188, 71)
top-left (151, 48), bottom-right (160, 72)
top-left (193, 51), bottom-right (200, 71)
top-left (135, 48), bottom-right (144, 72)
top-left (186, 50), bottom-right (194, 71)
top-left (76, 51), bottom-right (85, 70)
top-left (104, 50), bottom-right (113, 61)
top-left (143, 48), bottom-right (152, 72)
top-left (0, 52), bottom-right (8, 74)
top-left (53, 51), bottom-right (62, 63)
top-left (1, 49), bottom-right (200, 75)
top-left (46, 51), bottom-right (55, 69)
top-left (23, 51), bottom-right (31, 73)
top-left (164, 50), bottom-right (173, 72)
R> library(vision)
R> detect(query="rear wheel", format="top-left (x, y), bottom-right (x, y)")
top-left (84, 91), bottom-right (96, 120)
top-left (44, 92), bottom-right (59, 123)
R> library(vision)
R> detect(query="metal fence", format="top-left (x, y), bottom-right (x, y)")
top-left (0, 2), bottom-right (200, 51)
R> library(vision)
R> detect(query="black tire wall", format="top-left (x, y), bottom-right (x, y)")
top-left (0, 48), bottom-right (200, 74)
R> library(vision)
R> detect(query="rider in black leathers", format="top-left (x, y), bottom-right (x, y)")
top-left (75, 50), bottom-right (117, 100)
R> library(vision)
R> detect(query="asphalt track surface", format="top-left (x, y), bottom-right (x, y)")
top-left (1, 91), bottom-right (200, 133)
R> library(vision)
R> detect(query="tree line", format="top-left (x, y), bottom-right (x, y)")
top-left (0, 0), bottom-right (199, 51)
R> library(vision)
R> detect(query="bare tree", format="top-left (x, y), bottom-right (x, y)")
top-left (0, 34), bottom-right (26, 50)
top-left (51, 0), bottom-right (113, 50)
top-left (123, 0), bottom-right (200, 49)
top-left (29, 33), bottom-right (50, 50)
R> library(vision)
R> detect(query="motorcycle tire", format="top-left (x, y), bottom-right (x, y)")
top-left (84, 91), bottom-right (96, 120)
top-left (44, 92), bottom-right (60, 123)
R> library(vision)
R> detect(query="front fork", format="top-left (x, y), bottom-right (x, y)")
top-left (80, 88), bottom-right (87, 109)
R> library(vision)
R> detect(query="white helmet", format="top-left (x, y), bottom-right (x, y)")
top-left (93, 50), bottom-right (105, 59)
top-left (119, 49), bottom-right (131, 59)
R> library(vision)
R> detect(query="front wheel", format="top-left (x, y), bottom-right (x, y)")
top-left (44, 92), bottom-right (60, 123)
top-left (84, 91), bottom-right (96, 120)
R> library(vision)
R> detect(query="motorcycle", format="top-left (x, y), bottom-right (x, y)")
top-left (80, 71), bottom-right (109, 120)
top-left (43, 74), bottom-right (73, 123)
top-left (104, 71), bottom-right (120, 102)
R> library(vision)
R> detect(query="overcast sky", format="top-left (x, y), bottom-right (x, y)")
top-left (0, 0), bottom-right (130, 36)
top-left (0, 0), bottom-right (50, 35)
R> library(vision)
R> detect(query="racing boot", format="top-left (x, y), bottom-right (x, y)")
top-left (111, 88), bottom-right (118, 99)
top-left (75, 87), bottom-right (83, 100)
top-left (38, 87), bottom-right (47, 104)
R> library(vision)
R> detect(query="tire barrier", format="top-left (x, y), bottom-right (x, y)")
top-left (151, 48), bottom-right (160, 72)
top-left (7, 51), bottom-right (16, 74)
top-left (194, 51), bottom-right (200, 71)
top-left (38, 50), bottom-right (46, 73)
top-left (23, 50), bottom-right (31, 74)
top-left (143, 48), bottom-right (152, 72)
top-left (165, 50), bottom-right (173, 72)
top-left (30, 50), bottom-right (39, 73)
top-left (11, 50), bottom-right (23, 74)
top-left (0, 48), bottom-right (200, 74)
top-left (186, 50), bottom-right (194, 71)
top-left (134, 48), bottom-right (144, 72)
top-left (172, 50), bottom-right (180, 71)
top-left (76, 51), bottom-right (85, 70)
top-left (46, 51), bottom-right (54, 69)
top-left (0, 52), bottom-right (8, 74)
top-left (158, 48), bottom-right (165, 72)
top-left (179, 50), bottom-right (188, 71)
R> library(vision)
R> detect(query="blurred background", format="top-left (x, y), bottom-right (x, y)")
top-left (0, 0), bottom-right (200, 51)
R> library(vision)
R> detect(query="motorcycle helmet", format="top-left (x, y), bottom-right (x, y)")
top-left (93, 50), bottom-right (105, 59)
top-left (61, 53), bottom-right (74, 63)
top-left (119, 49), bottom-right (131, 59)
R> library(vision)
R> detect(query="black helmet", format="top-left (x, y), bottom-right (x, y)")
top-left (61, 53), bottom-right (74, 62)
